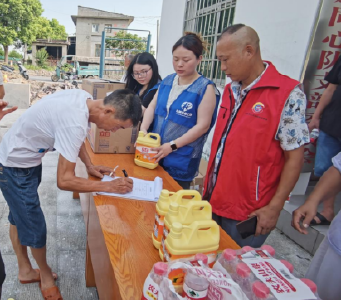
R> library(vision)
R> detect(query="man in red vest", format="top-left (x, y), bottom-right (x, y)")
top-left (203, 24), bottom-right (309, 247)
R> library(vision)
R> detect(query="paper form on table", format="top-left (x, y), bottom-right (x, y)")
top-left (97, 175), bottom-right (163, 202)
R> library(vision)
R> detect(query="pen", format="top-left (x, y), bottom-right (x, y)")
top-left (109, 165), bottom-right (119, 177)
top-left (122, 169), bottom-right (129, 177)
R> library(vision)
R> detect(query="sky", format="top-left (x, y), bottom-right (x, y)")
top-left (39, 0), bottom-right (163, 50)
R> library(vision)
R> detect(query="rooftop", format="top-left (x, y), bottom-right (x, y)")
top-left (71, 6), bottom-right (134, 26)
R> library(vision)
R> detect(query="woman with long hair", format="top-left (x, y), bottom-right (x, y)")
top-left (125, 52), bottom-right (162, 115)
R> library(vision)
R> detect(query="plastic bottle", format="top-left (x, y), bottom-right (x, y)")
top-left (235, 263), bottom-right (254, 297)
top-left (194, 253), bottom-right (208, 267)
top-left (260, 245), bottom-right (276, 257)
top-left (141, 262), bottom-right (168, 300)
top-left (134, 131), bottom-right (161, 169)
top-left (221, 249), bottom-right (238, 276)
top-left (182, 271), bottom-right (209, 300)
top-left (301, 278), bottom-right (321, 300)
top-left (241, 246), bottom-right (254, 254)
top-left (310, 129), bottom-right (319, 143)
top-left (279, 259), bottom-right (294, 273)
top-left (251, 281), bottom-right (276, 300)
top-left (152, 262), bottom-right (168, 285)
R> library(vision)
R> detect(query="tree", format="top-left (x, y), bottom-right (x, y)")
top-left (8, 49), bottom-right (22, 59)
top-left (106, 30), bottom-right (152, 57)
top-left (35, 17), bottom-right (68, 40)
top-left (35, 48), bottom-right (48, 67)
top-left (0, 0), bottom-right (43, 63)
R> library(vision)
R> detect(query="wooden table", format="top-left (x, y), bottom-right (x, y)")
top-left (75, 141), bottom-right (240, 300)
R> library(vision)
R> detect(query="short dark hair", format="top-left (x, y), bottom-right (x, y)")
top-left (172, 32), bottom-right (206, 58)
top-left (103, 89), bottom-right (142, 127)
top-left (218, 24), bottom-right (246, 41)
top-left (125, 52), bottom-right (162, 94)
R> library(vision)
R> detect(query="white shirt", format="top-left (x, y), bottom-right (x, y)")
top-left (0, 71), bottom-right (3, 85)
top-left (0, 89), bottom-right (92, 167)
top-left (166, 75), bottom-right (191, 114)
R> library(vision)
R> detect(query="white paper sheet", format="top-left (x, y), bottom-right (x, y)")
top-left (97, 175), bottom-right (163, 202)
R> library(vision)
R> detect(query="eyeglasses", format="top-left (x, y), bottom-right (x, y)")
top-left (132, 68), bottom-right (151, 79)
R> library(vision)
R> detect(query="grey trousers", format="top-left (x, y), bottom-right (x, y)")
top-left (306, 237), bottom-right (341, 300)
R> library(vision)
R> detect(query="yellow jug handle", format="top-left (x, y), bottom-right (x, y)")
top-left (145, 133), bottom-right (161, 143)
top-left (176, 190), bottom-right (201, 201)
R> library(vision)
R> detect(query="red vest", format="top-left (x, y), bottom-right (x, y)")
top-left (203, 62), bottom-right (299, 221)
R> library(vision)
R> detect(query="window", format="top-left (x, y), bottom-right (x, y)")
top-left (184, 0), bottom-right (236, 88)
top-left (95, 44), bottom-right (101, 57)
top-left (105, 24), bottom-right (112, 33)
top-left (92, 23), bottom-right (99, 33)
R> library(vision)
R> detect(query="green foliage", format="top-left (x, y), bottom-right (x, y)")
top-left (8, 49), bottom-right (23, 59)
top-left (35, 48), bottom-right (48, 67)
top-left (106, 31), bottom-right (149, 56)
top-left (24, 64), bottom-right (54, 71)
top-left (35, 17), bottom-right (68, 40)
top-left (0, 46), bottom-right (3, 57)
top-left (0, 0), bottom-right (43, 45)
top-left (0, 0), bottom-right (43, 62)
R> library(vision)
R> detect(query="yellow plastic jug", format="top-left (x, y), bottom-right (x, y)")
top-left (163, 220), bottom-right (220, 266)
top-left (152, 189), bottom-right (202, 249)
top-left (160, 200), bottom-right (212, 261)
top-left (134, 131), bottom-right (161, 169)
top-left (153, 190), bottom-right (175, 249)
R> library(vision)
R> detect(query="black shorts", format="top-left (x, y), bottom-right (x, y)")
top-left (0, 250), bottom-right (5, 287)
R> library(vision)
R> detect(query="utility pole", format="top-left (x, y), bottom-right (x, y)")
top-left (156, 19), bottom-right (160, 57)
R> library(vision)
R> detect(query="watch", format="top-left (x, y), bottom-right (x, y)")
top-left (170, 141), bottom-right (178, 152)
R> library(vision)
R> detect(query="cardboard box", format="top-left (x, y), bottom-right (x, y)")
top-left (87, 122), bottom-right (138, 154)
top-left (82, 79), bottom-right (125, 100)
top-left (82, 78), bottom-right (137, 154)
top-left (190, 158), bottom-right (209, 195)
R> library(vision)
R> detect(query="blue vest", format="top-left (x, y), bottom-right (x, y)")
top-left (152, 73), bottom-right (220, 181)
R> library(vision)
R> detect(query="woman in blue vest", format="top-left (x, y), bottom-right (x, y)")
top-left (125, 52), bottom-right (162, 115)
top-left (141, 32), bottom-right (220, 189)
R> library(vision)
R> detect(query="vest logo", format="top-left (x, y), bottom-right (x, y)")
top-left (252, 102), bottom-right (265, 114)
top-left (176, 102), bottom-right (193, 118)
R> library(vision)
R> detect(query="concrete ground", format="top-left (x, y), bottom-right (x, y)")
top-left (0, 151), bottom-right (98, 300)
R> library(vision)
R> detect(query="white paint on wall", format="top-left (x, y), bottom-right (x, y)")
top-left (233, 0), bottom-right (322, 81)
top-left (157, 0), bottom-right (187, 78)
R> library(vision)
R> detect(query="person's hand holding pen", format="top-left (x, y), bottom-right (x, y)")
top-left (106, 169), bottom-right (133, 194)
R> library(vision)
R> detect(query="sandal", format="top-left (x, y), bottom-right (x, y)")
top-left (310, 212), bottom-right (331, 226)
top-left (19, 269), bottom-right (58, 284)
top-left (40, 283), bottom-right (63, 300)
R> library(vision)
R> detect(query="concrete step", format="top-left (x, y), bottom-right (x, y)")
top-left (276, 186), bottom-right (341, 255)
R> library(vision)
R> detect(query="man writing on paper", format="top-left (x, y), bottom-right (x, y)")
top-left (0, 89), bottom-right (141, 299)
top-left (203, 24), bottom-right (309, 247)
top-left (0, 69), bottom-right (18, 299)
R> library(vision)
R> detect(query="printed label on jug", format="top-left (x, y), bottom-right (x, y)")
top-left (135, 144), bottom-right (158, 163)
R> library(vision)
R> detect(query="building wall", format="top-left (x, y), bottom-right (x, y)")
top-left (157, 0), bottom-right (187, 78)
top-left (75, 17), bottom-right (130, 57)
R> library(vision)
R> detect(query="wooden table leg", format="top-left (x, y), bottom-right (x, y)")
top-left (85, 242), bottom-right (96, 287)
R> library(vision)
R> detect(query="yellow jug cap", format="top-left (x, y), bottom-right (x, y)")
top-left (160, 190), bottom-right (169, 197)
top-left (172, 222), bottom-right (183, 233)
top-left (169, 202), bottom-right (179, 211)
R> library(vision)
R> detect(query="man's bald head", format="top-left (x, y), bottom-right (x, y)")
top-left (216, 24), bottom-right (265, 85)
top-left (219, 24), bottom-right (260, 53)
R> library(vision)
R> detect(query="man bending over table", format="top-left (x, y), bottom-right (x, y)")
top-left (0, 89), bottom-right (141, 300)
